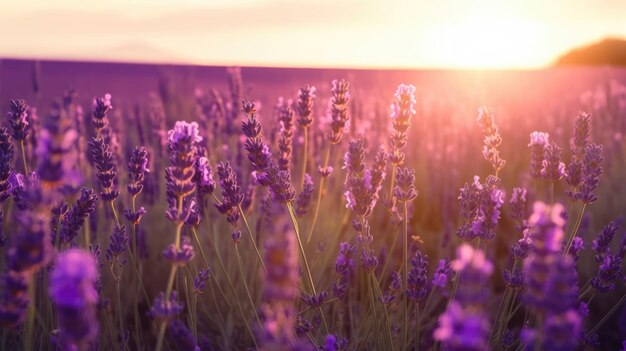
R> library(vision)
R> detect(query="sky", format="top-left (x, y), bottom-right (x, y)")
top-left (0, 0), bottom-right (625, 69)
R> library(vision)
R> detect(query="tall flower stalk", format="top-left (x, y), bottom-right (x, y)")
top-left (307, 79), bottom-right (350, 243)
top-left (7, 99), bottom-right (31, 173)
top-left (394, 167), bottom-right (418, 350)
top-left (388, 84), bottom-right (416, 197)
top-left (155, 121), bottom-right (201, 351)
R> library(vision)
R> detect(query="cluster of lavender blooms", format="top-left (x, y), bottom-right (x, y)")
top-left (0, 71), bottom-right (624, 351)
top-left (456, 175), bottom-right (505, 241)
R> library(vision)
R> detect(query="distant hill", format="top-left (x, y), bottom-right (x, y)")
top-left (555, 38), bottom-right (626, 66)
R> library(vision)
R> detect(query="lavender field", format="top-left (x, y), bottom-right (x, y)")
top-left (0, 59), bottom-right (625, 350)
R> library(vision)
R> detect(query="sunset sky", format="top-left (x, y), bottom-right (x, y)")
top-left (1, 0), bottom-right (625, 69)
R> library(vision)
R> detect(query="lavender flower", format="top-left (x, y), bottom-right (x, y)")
top-left (528, 131), bottom-right (549, 179)
top-left (37, 101), bottom-right (81, 191)
top-left (162, 236), bottom-right (195, 265)
top-left (592, 220), bottom-right (620, 262)
top-left (591, 254), bottom-right (624, 293)
top-left (572, 111), bottom-right (591, 158)
top-left (295, 173), bottom-right (314, 217)
top-left (194, 156), bottom-right (215, 198)
top-left (92, 93), bottom-right (112, 133)
top-left (296, 85), bottom-right (316, 128)
top-left (0, 127), bottom-right (14, 202)
top-left (524, 202), bottom-right (579, 316)
top-left (576, 143), bottom-right (604, 204)
top-left (333, 242), bottom-right (356, 299)
top-left (7, 99), bottom-right (30, 141)
top-left (150, 291), bottom-right (184, 322)
top-left (541, 309), bottom-right (582, 351)
top-left (432, 258), bottom-right (451, 288)
top-left (49, 249), bottom-right (99, 346)
top-left (215, 161), bottom-right (243, 225)
top-left (477, 107), bottom-right (506, 173)
top-left (165, 121), bottom-right (201, 223)
top-left (277, 97), bottom-right (295, 171)
top-left (509, 187), bottom-right (528, 230)
top-left (394, 167), bottom-right (418, 202)
top-left (327, 79), bottom-right (350, 144)
top-left (105, 224), bottom-right (127, 266)
top-left (60, 188), bottom-right (98, 245)
top-left (89, 137), bottom-right (119, 202)
top-left (434, 244), bottom-right (493, 350)
top-left (193, 268), bottom-right (211, 294)
top-left (406, 250), bottom-right (430, 301)
top-left (451, 244), bottom-right (493, 307)
top-left (388, 84), bottom-right (416, 166)
top-left (127, 146), bottom-right (149, 197)
top-left (344, 140), bottom-right (382, 218)
top-left (541, 142), bottom-right (565, 182)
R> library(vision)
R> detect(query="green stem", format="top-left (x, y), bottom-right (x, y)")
top-left (155, 221), bottom-right (183, 351)
top-left (238, 205), bottom-right (266, 272)
top-left (116, 281), bottom-right (125, 350)
top-left (286, 202), bottom-right (329, 335)
top-left (415, 303), bottom-right (420, 351)
top-left (212, 236), bottom-right (259, 348)
top-left (20, 140), bottom-right (28, 174)
top-left (402, 201), bottom-right (409, 351)
top-left (234, 243), bottom-right (262, 326)
top-left (110, 200), bottom-right (120, 225)
top-left (306, 144), bottom-right (332, 244)
top-left (300, 126), bottom-right (308, 190)
top-left (564, 203), bottom-right (586, 255)
top-left (586, 293), bottom-right (626, 337)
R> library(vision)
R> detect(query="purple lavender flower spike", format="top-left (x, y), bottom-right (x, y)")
top-left (89, 137), bottom-right (119, 202)
top-left (7, 99), bottom-right (30, 141)
top-left (576, 143), bottom-right (603, 204)
top-left (49, 249), bottom-right (99, 346)
top-left (0, 127), bottom-right (14, 202)
top-left (37, 101), bottom-right (81, 191)
top-left (434, 301), bottom-right (491, 351)
top-left (105, 224), bottom-right (127, 264)
top-left (509, 187), bottom-right (528, 230)
top-left (92, 93), bottom-right (112, 132)
top-left (572, 111), bottom-right (591, 158)
top-left (162, 236), bottom-right (195, 265)
top-left (215, 161), bottom-right (243, 225)
top-left (276, 97), bottom-right (295, 171)
top-left (194, 156), bottom-right (215, 198)
top-left (592, 220), bottom-right (621, 262)
top-left (406, 250), bottom-right (430, 302)
top-left (432, 258), bottom-right (451, 288)
top-left (327, 79), bottom-right (351, 144)
top-left (389, 84), bottom-right (416, 167)
top-left (541, 142), bottom-right (565, 182)
top-left (193, 268), bottom-right (211, 294)
top-left (394, 167), bottom-right (418, 202)
top-left (150, 291), bottom-right (184, 322)
top-left (528, 131), bottom-right (549, 179)
top-left (60, 187), bottom-right (98, 245)
top-left (434, 244), bottom-right (493, 350)
top-left (591, 254), bottom-right (624, 293)
top-left (296, 85), bottom-right (316, 128)
top-left (165, 121), bottom-right (201, 224)
top-left (477, 107), bottom-right (506, 173)
top-left (295, 173), bottom-right (314, 217)
top-left (127, 146), bottom-right (149, 197)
